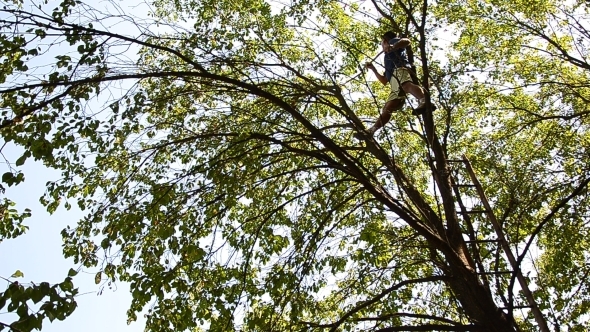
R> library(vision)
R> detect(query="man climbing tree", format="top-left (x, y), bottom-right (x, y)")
top-left (360, 31), bottom-right (429, 137)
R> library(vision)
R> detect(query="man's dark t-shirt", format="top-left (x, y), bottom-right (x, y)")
top-left (384, 38), bottom-right (411, 82)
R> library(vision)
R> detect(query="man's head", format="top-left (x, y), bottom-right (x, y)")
top-left (382, 31), bottom-right (397, 42)
top-left (381, 31), bottom-right (397, 52)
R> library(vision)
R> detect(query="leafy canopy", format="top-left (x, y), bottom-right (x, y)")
top-left (1, 0), bottom-right (590, 331)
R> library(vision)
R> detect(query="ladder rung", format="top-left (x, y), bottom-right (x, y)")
top-left (447, 159), bottom-right (466, 163)
top-left (458, 210), bottom-right (488, 214)
top-left (477, 271), bottom-right (512, 275)
top-left (500, 305), bottom-right (532, 310)
top-left (465, 239), bottom-right (500, 243)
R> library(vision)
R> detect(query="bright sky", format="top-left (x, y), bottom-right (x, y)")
top-left (0, 142), bottom-right (146, 331)
top-left (0, 0), bottom-right (150, 330)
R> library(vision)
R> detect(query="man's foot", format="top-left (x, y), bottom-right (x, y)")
top-left (413, 100), bottom-right (437, 116)
top-left (413, 99), bottom-right (428, 115)
top-left (412, 107), bottom-right (425, 116)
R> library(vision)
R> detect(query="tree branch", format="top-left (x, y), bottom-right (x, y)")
top-left (353, 312), bottom-right (461, 326)
top-left (515, 176), bottom-right (590, 270)
top-left (302, 276), bottom-right (450, 332)
top-left (0, 321), bottom-right (23, 332)
top-left (375, 324), bottom-right (482, 331)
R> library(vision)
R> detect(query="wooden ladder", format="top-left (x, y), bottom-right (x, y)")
top-left (447, 155), bottom-right (549, 332)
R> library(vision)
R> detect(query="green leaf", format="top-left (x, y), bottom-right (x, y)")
top-left (59, 278), bottom-right (74, 292)
top-left (2, 173), bottom-right (15, 186)
top-left (39, 282), bottom-right (50, 294)
top-left (15, 155), bottom-right (27, 167)
top-left (67, 268), bottom-right (78, 277)
top-left (7, 301), bottom-right (17, 312)
top-left (10, 270), bottom-right (24, 278)
top-left (30, 289), bottom-right (44, 304)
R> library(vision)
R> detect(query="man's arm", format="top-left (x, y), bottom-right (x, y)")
top-left (389, 38), bottom-right (411, 50)
top-left (365, 62), bottom-right (388, 86)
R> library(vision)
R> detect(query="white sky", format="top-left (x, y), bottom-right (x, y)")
top-left (0, 141), bottom-right (146, 331)
top-left (0, 0), bottom-right (151, 330)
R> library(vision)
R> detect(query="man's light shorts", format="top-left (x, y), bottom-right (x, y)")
top-left (385, 67), bottom-right (412, 102)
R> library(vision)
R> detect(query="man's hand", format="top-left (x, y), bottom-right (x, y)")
top-left (366, 62), bottom-right (387, 85)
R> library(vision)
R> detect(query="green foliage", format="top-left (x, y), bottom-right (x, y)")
top-left (1, 0), bottom-right (590, 331)
top-left (0, 197), bottom-right (30, 241)
top-left (0, 273), bottom-right (78, 332)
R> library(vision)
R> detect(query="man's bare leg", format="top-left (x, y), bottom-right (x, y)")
top-left (400, 81), bottom-right (426, 111)
top-left (366, 98), bottom-right (404, 135)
